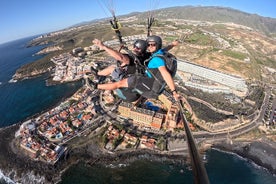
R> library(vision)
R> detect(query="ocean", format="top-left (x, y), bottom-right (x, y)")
top-left (0, 37), bottom-right (275, 184)
top-left (0, 36), bottom-right (82, 127)
top-left (59, 149), bottom-right (276, 184)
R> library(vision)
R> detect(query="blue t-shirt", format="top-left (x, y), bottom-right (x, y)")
top-left (146, 49), bottom-right (165, 78)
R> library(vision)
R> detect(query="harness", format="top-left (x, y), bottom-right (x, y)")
top-left (114, 48), bottom-right (149, 80)
top-left (143, 54), bottom-right (167, 95)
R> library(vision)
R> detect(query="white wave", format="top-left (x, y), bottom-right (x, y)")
top-left (212, 147), bottom-right (248, 161)
top-left (105, 163), bottom-right (129, 168)
top-left (118, 163), bottom-right (128, 168)
top-left (0, 169), bottom-right (15, 184)
top-left (19, 170), bottom-right (46, 184)
top-left (0, 168), bottom-right (47, 184)
top-left (8, 79), bottom-right (17, 83)
top-left (212, 148), bottom-right (274, 174)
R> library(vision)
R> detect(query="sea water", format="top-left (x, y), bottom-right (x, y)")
top-left (59, 149), bottom-right (276, 184)
top-left (0, 36), bottom-right (82, 127)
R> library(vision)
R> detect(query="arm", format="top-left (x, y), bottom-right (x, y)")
top-left (92, 39), bottom-right (130, 65)
top-left (163, 40), bottom-right (179, 52)
top-left (158, 66), bottom-right (179, 100)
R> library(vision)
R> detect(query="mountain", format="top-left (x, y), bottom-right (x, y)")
top-left (122, 6), bottom-right (276, 35)
top-left (71, 6), bottom-right (276, 35)
top-left (23, 6), bottom-right (275, 83)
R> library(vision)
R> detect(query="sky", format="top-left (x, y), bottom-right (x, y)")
top-left (0, 0), bottom-right (275, 44)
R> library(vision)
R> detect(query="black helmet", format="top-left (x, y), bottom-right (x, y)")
top-left (133, 39), bottom-right (147, 53)
top-left (146, 35), bottom-right (162, 50)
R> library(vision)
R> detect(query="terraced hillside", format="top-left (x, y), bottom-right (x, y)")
top-left (22, 6), bottom-right (275, 84)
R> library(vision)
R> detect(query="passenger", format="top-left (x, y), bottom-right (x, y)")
top-left (89, 35), bottom-right (180, 100)
top-left (90, 38), bottom-right (149, 102)
top-left (92, 38), bottom-right (150, 82)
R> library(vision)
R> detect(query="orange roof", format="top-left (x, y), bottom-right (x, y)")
top-left (82, 114), bottom-right (92, 121)
top-left (151, 121), bottom-right (162, 129)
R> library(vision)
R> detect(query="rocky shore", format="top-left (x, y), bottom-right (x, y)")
top-left (0, 123), bottom-right (185, 184)
top-left (12, 55), bottom-right (55, 81)
top-left (34, 46), bottom-right (63, 55)
top-left (0, 123), bottom-right (275, 184)
top-left (0, 124), bottom-right (60, 183)
top-left (213, 139), bottom-right (276, 175)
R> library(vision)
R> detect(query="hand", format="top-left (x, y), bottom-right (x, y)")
top-left (92, 39), bottom-right (105, 49)
top-left (172, 91), bottom-right (180, 101)
top-left (171, 40), bottom-right (179, 47)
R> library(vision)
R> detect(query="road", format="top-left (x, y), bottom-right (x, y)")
top-left (84, 72), bottom-right (274, 145)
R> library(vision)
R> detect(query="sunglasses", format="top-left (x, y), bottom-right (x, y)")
top-left (148, 43), bottom-right (156, 47)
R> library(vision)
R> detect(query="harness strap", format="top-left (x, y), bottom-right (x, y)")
top-left (144, 55), bottom-right (166, 88)
top-left (122, 47), bottom-right (146, 76)
top-left (147, 16), bottom-right (155, 36)
top-left (110, 16), bottom-right (123, 45)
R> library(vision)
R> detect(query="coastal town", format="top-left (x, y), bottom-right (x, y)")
top-left (15, 34), bottom-right (180, 164)
top-left (15, 34), bottom-right (276, 165)
top-left (0, 5), bottom-right (275, 183)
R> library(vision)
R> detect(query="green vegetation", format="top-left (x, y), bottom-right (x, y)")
top-left (256, 57), bottom-right (276, 69)
top-left (187, 87), bottom-right (252, 120)
top-left (113, 123), bottom-right (124, 131)
top-left (103, 134), bottom-right (109, 145)
top-left (222, 50), bottom-right (247, 60)
top-left (226, 60), bottom-right (245, 71)
top-left (69, 99), bottom-right (77, 106)
top-left (189, 100), bottom-right (230, 123)
top-left (160, 21), bottom-right (176, 27)
top-left (185, 110), bottom-right (193, 124)
top-left (211, 48), bottom-right (220, 52)
top-left (156, 136), bottom-right (166, 151)
top-left (226, 39), bottom-right (236, 47)
top-left (211, 24), bottom-right (226, 29)
top-left (164, 36), bottom-right (179, 42)
top-left (15, 54), bottom-right (55, 78)
top-left (270, 33), bottom-right (276, 38)
top-left (186, 32), bottom-right (214, 45)
top-left (197, 48), bottom-right (214, 58)
top-left (126, 143), bottom-right (133, 148)
top-left (177, 25), bottom-right (194, 30)
top-left (246, 85), bottom-right (265, 110)
top-left (112, 135), bottom-right (123, 148)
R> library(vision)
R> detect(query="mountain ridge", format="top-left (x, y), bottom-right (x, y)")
top-left (87, 6), bottom-right (275, 35)
top-left (21, 5), bottom-right (275, 84)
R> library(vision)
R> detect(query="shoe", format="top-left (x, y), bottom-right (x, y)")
top-left (93, 75), bottom-right (106, 84)
top-left (91, 67), bottom-right (98, 75)
top-left (87, 78), bottom-right (97, 90)
top-left (98, 76), bottom-right (106, 83)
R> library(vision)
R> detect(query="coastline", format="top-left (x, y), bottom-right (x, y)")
top-left (1, 24), bottom-right (274, 183)
top-left (0, 122), bottom-right (275, 184)
top-left (0, 122), bottom-right (186, 184)
top-left (213, 139), bottom-right (276, 175)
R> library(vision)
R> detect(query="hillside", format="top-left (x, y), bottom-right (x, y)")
top-left (23, 6), bottom-right (276, 83)
top-left (138, 6), bottom-right (276, 35)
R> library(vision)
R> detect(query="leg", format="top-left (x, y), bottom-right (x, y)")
top-left (128, 75), bottom-right (160, 99)
top-left (97, 78), bottom-right (128, 90)
top-left (97, 65), bottom-right (116, 76)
